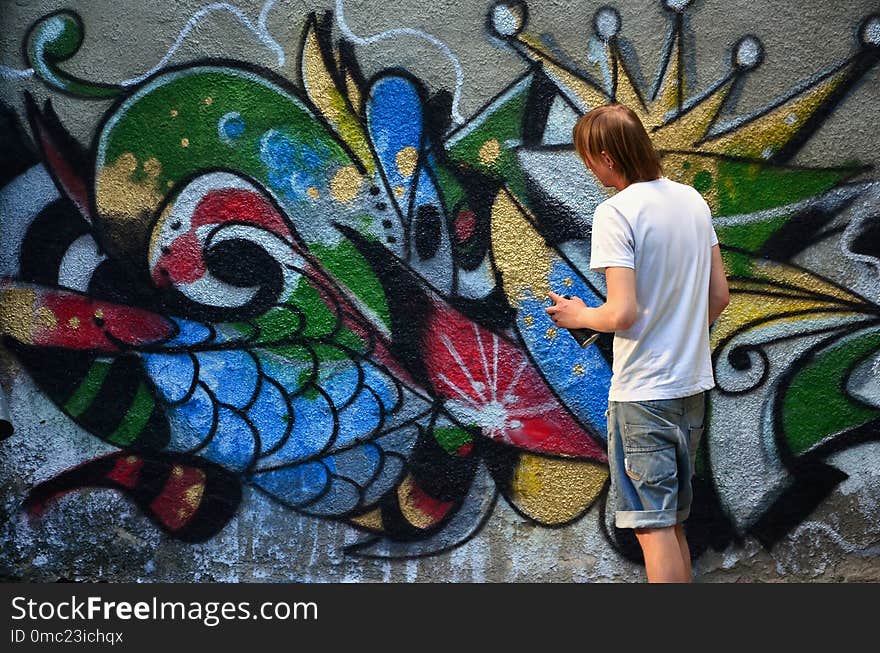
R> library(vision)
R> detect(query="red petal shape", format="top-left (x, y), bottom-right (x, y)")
top-left (150, 464), bottom-right (207, 531)
top-left (25, 95), bottom-right (92, 221)
top-left (2, 281), bottom-right (174, 351)
top-left (24, 452), bottom-right (241, 542)
top-left (152, 230), bottom-right (205, 287)
top-left (422, 298), bottom-right (605, 461)
top-left (192, 188), bottom-right (291, 237)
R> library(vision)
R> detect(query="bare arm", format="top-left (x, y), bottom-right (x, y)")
top-left (708, 244), bottom-right (730, 325)
top-left (546, 267), bottom-right (638, 333)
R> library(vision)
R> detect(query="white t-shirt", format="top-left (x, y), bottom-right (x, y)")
top-left (589, 176), bottom-right (718, 401)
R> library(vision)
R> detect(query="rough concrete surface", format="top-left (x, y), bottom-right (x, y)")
top-left (1, 0), bottom-right (879, 582)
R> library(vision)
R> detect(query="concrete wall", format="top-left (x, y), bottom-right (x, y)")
top-left (1, 0), bottom-right (878, 582)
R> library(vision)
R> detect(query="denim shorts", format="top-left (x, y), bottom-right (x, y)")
top-left (605, 392), bottom-right (706, 529)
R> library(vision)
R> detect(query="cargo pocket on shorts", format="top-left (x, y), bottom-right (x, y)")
top-left (621, 424), bottom-right (677, 484)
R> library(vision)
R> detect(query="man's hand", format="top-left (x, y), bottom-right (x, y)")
top-left (544, 267), bottom-right (637, 333)
top-left (545, 291), bottom-right (586, 329)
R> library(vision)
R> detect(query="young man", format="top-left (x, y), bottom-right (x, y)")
top-left (545, 103), bottom-right (730, 582)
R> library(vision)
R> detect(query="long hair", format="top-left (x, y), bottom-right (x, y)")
top-left (572, 104), bottom-right (662, 183)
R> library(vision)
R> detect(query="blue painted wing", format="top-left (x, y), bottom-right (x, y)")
top-left (515, 258), bottom-right (613, 441)
top-left (140, 313), bottom-right (431, 515)
top-left (366, 74), bottom-right (454, 294)
top-left (249, 424), bottom-right (418, 517)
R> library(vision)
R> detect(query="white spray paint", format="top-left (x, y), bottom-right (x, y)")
top-left (334, 0), bottom-right (466, 126)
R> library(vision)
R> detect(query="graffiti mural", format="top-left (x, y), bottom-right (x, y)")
top-left (1, 0), bottom-right (878, 579)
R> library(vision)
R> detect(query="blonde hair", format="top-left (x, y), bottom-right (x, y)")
top-left (572, 104), bottom-right (662, 183)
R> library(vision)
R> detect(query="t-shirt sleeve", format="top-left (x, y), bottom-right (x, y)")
top-left (589, 204), bottom-right (635, 271)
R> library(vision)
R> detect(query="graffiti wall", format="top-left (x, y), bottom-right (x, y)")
top-left (1, 0), bottom-right (878, 582)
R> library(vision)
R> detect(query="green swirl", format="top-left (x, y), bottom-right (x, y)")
top-left (25, 10), bottom-right (121, 98)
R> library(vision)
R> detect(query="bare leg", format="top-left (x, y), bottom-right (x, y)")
top-left (635, 526), bottom-right (691, 583)
top-left (674, 523), bottom-right (693, 582)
